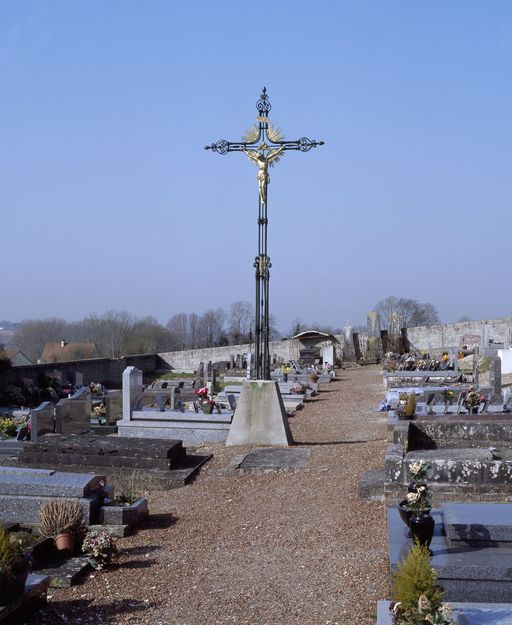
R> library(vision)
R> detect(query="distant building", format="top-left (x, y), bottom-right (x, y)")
top-left (40, 341), bottom-right (98, 363)
top-left (3, 349), bottom-right (33, 366)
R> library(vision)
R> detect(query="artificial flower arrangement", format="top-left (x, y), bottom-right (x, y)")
top-left (465, 388), bottom-right (485, 409)
top-left (280, 365), bottom-right (292, 375)
top-left (404, 460), bottom-right (432, 513)
top-left (194, 387), bottom-right (215, 412)
top-left (82, 529), bottom-right (118, 570)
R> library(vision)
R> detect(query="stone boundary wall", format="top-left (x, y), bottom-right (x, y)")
top-left (406, 317), bottom-right (512, 353)
top-left (159, 339), bottom-right (302, 371)
top-left (8, 353), bottom-right (163, 388)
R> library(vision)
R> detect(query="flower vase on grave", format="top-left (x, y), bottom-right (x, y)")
top-left (409, 512), bottom-right (435, 551)
top-left (201, 403), bottom-right (214, 415)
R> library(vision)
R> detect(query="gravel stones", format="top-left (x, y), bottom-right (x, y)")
top-left (28, 366), bottom-right (389, 625)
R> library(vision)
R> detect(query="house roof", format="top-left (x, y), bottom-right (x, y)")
top-left (41, 342), bottom-right (98, 363)
top-left (291, 330), bottom-right (335, 340)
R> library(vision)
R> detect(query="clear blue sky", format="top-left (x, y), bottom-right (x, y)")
top-left (1, 1), bottom-right (511, 332)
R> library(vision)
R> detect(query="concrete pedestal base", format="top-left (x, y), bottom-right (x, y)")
top-left (226, 380), bottom-right (293, 447)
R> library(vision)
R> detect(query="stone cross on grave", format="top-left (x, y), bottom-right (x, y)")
top-left (205, 87), bottom-right (324, 380)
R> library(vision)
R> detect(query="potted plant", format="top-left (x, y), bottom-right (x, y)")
top-left (39, 499), bottom-right (85, 553)
top-left (0, 525), bottom-right (32, 605)
top-left (82, 529), bottom-right (118, 570)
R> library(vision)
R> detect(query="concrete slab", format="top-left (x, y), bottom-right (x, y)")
top-left (226, 380), bottom-right (293, 447)
top-left (237, 447), bottom-right (310, 473)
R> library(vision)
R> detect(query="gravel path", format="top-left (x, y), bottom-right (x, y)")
top-left (30, 365), bottom-right (389, 625)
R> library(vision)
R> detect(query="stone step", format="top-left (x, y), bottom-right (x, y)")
top-left (443, 503), bottom-right (512, 545)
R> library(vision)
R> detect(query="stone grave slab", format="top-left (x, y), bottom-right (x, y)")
top-left (237, 447), bottom-right (310, 473)
top-left (377, 601), bottom-right (512, 625)
top-left (443, 503), bottom-right (512, 545)
top-left (33, 556), bottom-right (91, 587)
top-left (0, 466), bottom-right (103, 497)
top-left (388, 507), bottom-right (512, 602)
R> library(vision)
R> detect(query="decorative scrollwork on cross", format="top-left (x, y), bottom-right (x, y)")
top-left (256, 87), bottom-right (271, 114)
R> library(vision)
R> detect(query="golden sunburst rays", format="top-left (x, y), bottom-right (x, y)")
top-left (242, 124), bottom-right (259, 143)
top-left (266, 123), bottom-right (284, 143)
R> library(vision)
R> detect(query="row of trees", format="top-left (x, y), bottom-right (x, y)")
top-left (13, 302), bottom-right (276, 362)
top-left (374, 296), bottom-right (440, 332)
top-left (10, 296), bottom-right (443, 362)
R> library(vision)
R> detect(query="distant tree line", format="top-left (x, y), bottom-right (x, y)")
top-left (13, 302), bottom-right (281, 362)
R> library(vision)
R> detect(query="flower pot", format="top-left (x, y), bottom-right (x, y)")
top-left (410, 513), bottom-right (435, 550)
top-left (201, 404), bottom-right (214, 415)
top-left (54, 533), bottom-right (75, 553)
top-left (471, 407), bottom-right (479, 414)
top-left (0, 571), bottom-right (28, 605)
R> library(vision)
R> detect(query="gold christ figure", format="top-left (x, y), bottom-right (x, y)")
top-left (243, 146), bottom-right (286, 204)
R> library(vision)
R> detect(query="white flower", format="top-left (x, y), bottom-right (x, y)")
top-left (418, 595), bottom-right (431, 611)
top-left (440, 603), bottom-right (453, 617)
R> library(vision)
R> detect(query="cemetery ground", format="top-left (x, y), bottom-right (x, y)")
top-left (28, 366), bottom-right (388, 625)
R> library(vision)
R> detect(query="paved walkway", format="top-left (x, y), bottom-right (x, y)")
top-left (31, 366), bottom-right (389, 625)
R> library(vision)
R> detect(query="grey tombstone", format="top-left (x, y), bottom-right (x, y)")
top-left (51, 369), bottom-right (63, 384)
top-left (30, 402), bottom-right (55, 440)
top-left (236, 354), bottom-right (242, 369)
top-left (75, 371), bottom-right (84, 388)
top-left (105, 390), bottom-right (122, 423)
top-left (229, 355), bottom-right (235, 369)
top-left (55, 387), bottom-right (91, 435)
top-left (367, 311), bottom-right (382, 336)
top-left (488, 356), bottom-right (502, 403)
top-left (343, 325), bottom-right (356, 361)
top-left (366, 311), bottom-right (383, 360)
top-left (121, 366), bottom-right (144, 422)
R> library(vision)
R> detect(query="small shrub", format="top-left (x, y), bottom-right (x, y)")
top-left (392, 542), bottom-right (443, 612)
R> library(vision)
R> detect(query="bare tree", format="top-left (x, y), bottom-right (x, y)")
top-left (166, 313), bottom-right (188, 351)
top-left (14, 318), bottom-right (69, 361)
top-left (375, 296), bottom-right (440, 331)
top-left (198, 308), bottom-right (226, 347)
top-left (229, 301), bottom-right (253, 344)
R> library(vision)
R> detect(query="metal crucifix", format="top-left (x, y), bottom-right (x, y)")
top-left (204, 87), bottom-right (324, 379)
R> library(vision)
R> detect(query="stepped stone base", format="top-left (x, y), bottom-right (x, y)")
top-left (16, 434), bottom-right (211, 490)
